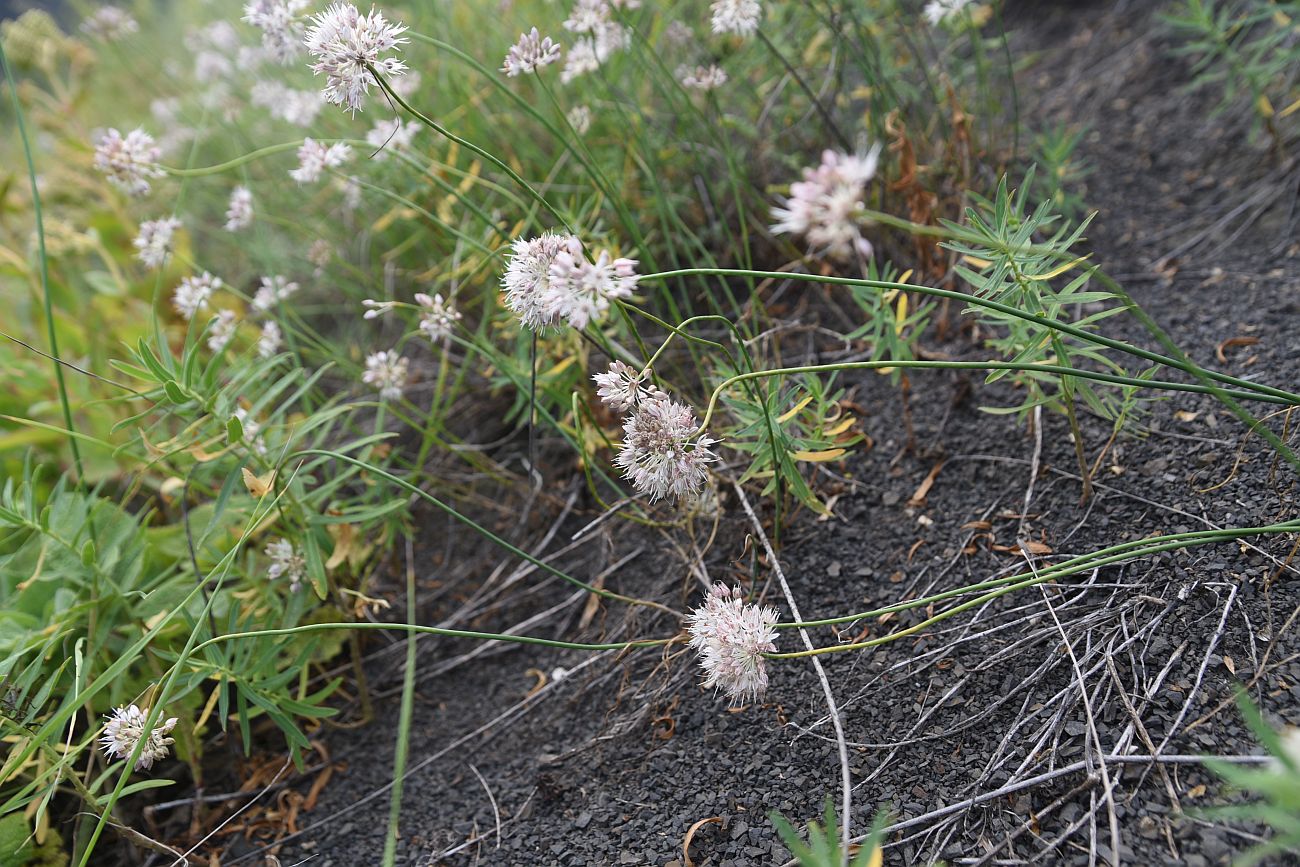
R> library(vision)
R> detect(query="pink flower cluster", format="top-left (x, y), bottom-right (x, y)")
top-left (686, 583), bottom-right (779, 704)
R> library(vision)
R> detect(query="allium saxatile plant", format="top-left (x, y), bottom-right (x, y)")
top-left (567, 104), bottom-right (592, 135)
top-left (614, 392), bottom-right (718, 503)
top-left (362, 350), bottom-right (409, 401)
top-left (134, 217), bottom-right (181, 269)
top-left (100, 705), bottom-right (179, 771)
top-left (546, 238), bottom-right (639, 330)
top-left (252, 275), bottom-right (300, 311)
top-left (770, 145), bottom-right (882, 261)
top-left (502, 232), bottom-right (578, 330)
top-left (266, 538), bottom-right (306, 591)
top-left (207, 310), bottom-right (239, 353)
top-left (304, 2), bottom-right (408, 115)
top-left (678, 64), bottom-right (728, 91)
top-left (225, 186), bottom-right (254, 231)
top-left (593, 360), bottom-right (658, 412)
top-left (710, 0), bottom-right (763, 37)
top-left (94, 128), bottom-right (164, 197)
top-left (686, 584), bottom-right (780, 705)
top-left (290, 138), bottom-right (353, 183)
top-left (416, 292), bottom-right (462, 341)
top-left (173, 271), bottom-right (223, 320)
top-left (502, 27), bottom-right (561, 77)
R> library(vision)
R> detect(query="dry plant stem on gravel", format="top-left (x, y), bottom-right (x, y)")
top-left (734, 482), bottom-right (854, 863)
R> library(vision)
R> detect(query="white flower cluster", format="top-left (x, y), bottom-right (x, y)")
top-left (924, 0), bottom-right (974, 25)
top-left (365, 117), bottom-right (420, 160)
top-left (258, 321), bottom-right (283, 358)
top-left (686, 584), bottom-right (779, 704)
top-left (304, 2), bottom-right (408, 115)
top-left (710, 0), bottom-right (762, 37)
top-left (502, 27), bottom-right (561, 77)
top-left (100, 705), bottom-right (179, 771)
top-left (252, 275), bottom-right (300, 311)
top-left (134, 217), bottom-right (181, 269)
top-left (611, 383), bottom-right (718, 503)
top-left (290, 138), bottom-right (353, 184)
top-left (173, 271), bottom-right (223, 320)
top-left (677, 64), bottom-right (728, 91)
top-left (363, 350), bottom-right (409, 400)
top-left (243, 0), bottom-right (309, 63)
top-left (567, 105), bottom-right (592, 135)
top-left (502, 234), bottom-right (639, 331)
top-left (265, 538), bottom-right (306, 591)
top-left (94, 128), bottom-right (164, 197)
top-left (559, 0), bottom-right (631, 84)
top-left (251, 81), bottom-right (325, 127)
top-left (207, 310), bottom-right (239, 352)
top-left (225, 186), bottom-right (254, 232)
top-left (770, 146), bottom-right (881, 261)
top-left (81, 6), bottom-right (138, 42)
top-left (416, 292), bottom-right (462, 341)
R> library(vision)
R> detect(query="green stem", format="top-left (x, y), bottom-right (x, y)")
top-left (1, 41), bottom-right (84, 483)
top-left (383, 543), bottom-right (419, 867)
top-left (369, 64), bottom-right (571, 231)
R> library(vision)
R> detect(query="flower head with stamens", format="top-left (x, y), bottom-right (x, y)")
top-left (362, 350), bottom-right (408, 400)
top-left (592, 360), bottom-right (658, 412)
top-left (303, 2), bottom-right (408, 115)
top-left (290, 138), bottom-right (352, 183)
top-left (415, 292), bottom-right (461, 341)
top-left (614, 392), bottom-right (717, 502)
top-left (252, 275), bottom-right (300, 311)
top-left (686, 583), bottom-right (779, 705)
top-left (207, 310), bottom-right (238, 352)
top-left (770, 146), bottom-right (881, 261)
top-left (243, 0), bottom-right (309, 63)
top-left (545, 238), bottom-right (638, 330)
top-left (265, 538), bottom-right (305, 591)
top-left (94, 128), bottom-right (163, 197)
top-left (257, 321), bottom-right (282, 358)
top-left (100, 705), bottom-right (179, 771)
top-left (502, 27), bottom-right (561, 77)
top-left (710, 0), bottom-right (762, 36)
top-left (502, 232), bottom-right (577, 330)
top-left (134, 217), bottom-right (181, 269)
top-left (225, 186), bottom-right (254, 231)
top-left (173, 271), bottom-right (223, 320)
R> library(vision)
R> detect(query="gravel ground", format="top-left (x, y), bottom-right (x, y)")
top-left (209, 3), bottom-right (1300, 865)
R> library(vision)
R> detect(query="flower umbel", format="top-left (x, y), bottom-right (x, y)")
top-left (252, 275), bottom-right (300, 311)
top-left (546, 238), bottom-right (639, 329)
top-left (94, 128), bottom-right (163, 197)
top-left (686, 584), bottom-right (779, 705)
top-left (81, 7), bottom-right (138, 41)
top-left (266, 538), bottom-right (306, 591)
top-left (924, 0), bottom-right (974, 25)
top-left (225, 186), bottom-right (254, 231)
top-left (502, 27), bottom-right (561, 77)
top-left (710, 0), bottom-right (762, 37)
top-left (678, 64), bottom-right (728, 90)
top-left (592, 360), bottom-right (656, 412)
top-left (362, 350), bottom-right (409, 400)
top-left (134, 217), bottom-right (181, 269)
top-left (614, 393), bottom-right (717, 502)
top-left (100, 705), bottom-right (179, 771)
top-left (257, 321), bottom-right (283, 358)
top-left (173, 271), bottom-right (223, 320)
top-left (415, 292), bottom-right (462, 341)
top-left (207, 310), bottom-right (239, 353)
top-left (770, 146), bottom-right (882, 261)
top-left (290, 138), bottom-right (353, 183)
top-left (502, 232), bottom-right (577, 330)
top-left (303, 2), bottom-right (409, 115)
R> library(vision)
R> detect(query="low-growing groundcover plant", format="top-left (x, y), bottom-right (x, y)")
top-left (0, 0), bottom-right (1297, 864)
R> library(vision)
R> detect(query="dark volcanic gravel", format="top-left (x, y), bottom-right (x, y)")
top-left (248, 3), bottom-right (1300, 865)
